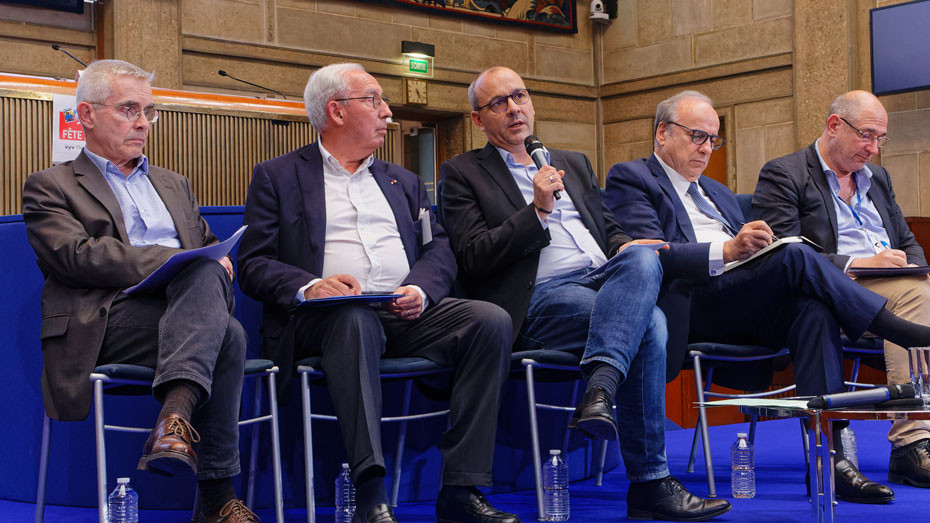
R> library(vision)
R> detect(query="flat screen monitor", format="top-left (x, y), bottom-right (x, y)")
top-left (871, 0), bottom-right (930, 95)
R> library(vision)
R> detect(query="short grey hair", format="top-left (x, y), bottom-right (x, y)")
top-left (653, 90), bottom-right (714, 146)
top-left (75, 59), bottom-right (154, 105)
top-left (467, 66), bottom-right (511, 111)
top-left (303, 63), bottom-right (365, 132)
top-left (827, 93), bottom-right (862, 122)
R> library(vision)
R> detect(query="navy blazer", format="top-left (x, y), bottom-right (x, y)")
top-left (238, 142), bottom-right (456, 370)
top-left (753, 142), bottom-right (926, 269)
top-left (605, 154), bottom-right (747, 282)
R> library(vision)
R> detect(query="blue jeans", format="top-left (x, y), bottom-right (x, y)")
top-left (518, 246), bottom-right (669, 481)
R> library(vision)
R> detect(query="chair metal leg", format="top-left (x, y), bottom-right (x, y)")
top-left (191, 489), bottom-right (201, 521)
top-left (561, 381), bottom-right (581, 455)
top-left (246, 379), bottom-right (263, 508)
top-left (93, 378), bottom-right (108, 523)
top-left (692, 355), bottom-right (716, 498)
top-left (848, 358), bottom-right (862, 391)
top-left (594, 439), bottom-right (608, 486)
top-left (301, 371), bottom-right (316, 523)
top-left (799, 418), bottom-right (810, 471)
top-left (524, 364), bottom-right (546, 521)
top-left (390, 380), bottom-right (413, 507)
top-left (267, 371), bottom-right (285, 523)
top-left (748, 414), bottom-right (758, 444)
top-left (35, 414), bottom-right (51, 523)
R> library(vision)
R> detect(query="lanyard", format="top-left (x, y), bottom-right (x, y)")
top-left (838, 178), bottom-right (884, 253)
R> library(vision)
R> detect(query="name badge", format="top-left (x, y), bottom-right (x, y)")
top-left (419, 208), bottom-right (432, 245)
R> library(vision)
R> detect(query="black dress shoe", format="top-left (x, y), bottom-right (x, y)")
top-left (835, 459), bottom-right (894, 503)
top-left (435, 486), bottom-right (520, 523)
top-left (567, 387), bottom-right (618, 441)
top-left (352, 503), bottom-right (397, 523)
top-left (627, 476), bottom-right (731, 522)
top-left (889, 438), bottom-right (930, 488)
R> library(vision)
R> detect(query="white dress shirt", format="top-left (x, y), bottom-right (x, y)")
top-left (654, 154), bottom-right (730, 276)
top-left (297, 141), bottom-right (426, 308)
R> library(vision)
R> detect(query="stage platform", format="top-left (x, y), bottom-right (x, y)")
top-left (11, 416), bottom-right (930, 522)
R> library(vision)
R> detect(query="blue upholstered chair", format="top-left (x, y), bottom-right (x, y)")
top-left (297, 356), bottom-right (452, 523)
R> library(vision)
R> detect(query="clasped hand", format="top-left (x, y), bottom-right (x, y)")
top-left (306, 274), bottom-right (422, 320)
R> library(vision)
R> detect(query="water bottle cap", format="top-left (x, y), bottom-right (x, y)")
top-left (737, 433), bottom-right (748, 438)
top-left (549, 449), bottom-right (561, 455)
top-left (341, 463), bottom-right (350, 469)
top-left (116, 477), bottom-right (130, 484)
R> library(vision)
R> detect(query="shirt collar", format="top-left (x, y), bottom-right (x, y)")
top-left (318, 140), bottom-right (374, 176)
top-left (654, 152), bottom-right (695, 196)
top-left (494, 145), bottom-right (549, 171)
top-left (814, 138), bottom-right (873, 189)
top-left (83, 147), bottom-right (149, 179)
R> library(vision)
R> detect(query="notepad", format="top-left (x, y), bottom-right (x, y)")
top-left (723, 236), bottom-right (821, 272)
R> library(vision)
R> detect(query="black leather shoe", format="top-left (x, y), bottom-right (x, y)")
top-left (627, 476), bottom-right (731, 521)
top-left (835, 459), bottom-right (894, 503)
top-left (435, 486), bottom-right (520, 523)
top-left (567, 387), bottom-right (618, 441)
top-left (889, 438), bottom-right (930, 488)
top-left (352, 503), bottom-right (397, 523)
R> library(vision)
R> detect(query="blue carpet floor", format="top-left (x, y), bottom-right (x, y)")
top-left (8, 418), bottom-right (930, 522)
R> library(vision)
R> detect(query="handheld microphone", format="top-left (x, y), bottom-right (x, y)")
top-left (807, 383), bottom-right (916, 409)
top-left (524, 135), bottom-right (561, 200)
top-left (218, 70), bottom-right (288, 100)
top-left (51, 44), bottom-right (88, 67)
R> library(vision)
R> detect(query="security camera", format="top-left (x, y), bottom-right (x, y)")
top-left (590, 0), bottom-right (609, 23)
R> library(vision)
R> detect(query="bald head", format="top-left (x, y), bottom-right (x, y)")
top-left (819, 90), bottom-right (889, 176)
top-left (827, 90), bottom-right (887, 126)
top-left (468, 67), bottom-right (535, 156)
top-left (468, 66), bottom-right (521, 111)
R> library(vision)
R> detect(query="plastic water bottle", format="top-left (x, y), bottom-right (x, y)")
top-left (841, 426), bottom-right (859, 468)
top-left (543, 449), bottom-right (569, 521)
top-left (731, 433), bottom-right (755, 499)
top-left (334, 463), bottom-right (356, 523)
top-left (107, 477), bottom-right (138, 523)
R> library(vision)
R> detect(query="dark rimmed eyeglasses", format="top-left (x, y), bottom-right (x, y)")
top-left (334, 95), bottom-right (390, 110)
top-left (475, 88), bottom-right (531, 114)
top-left (839, 117), bottom-right (890, 148)
top-left (667, 121), bottom-right (725, 150)
top-left (92, 102), bottom-right (159, 123)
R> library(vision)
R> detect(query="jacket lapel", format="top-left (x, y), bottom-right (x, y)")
top-left (647, 154), bottom-right (697, 243)
top-left (865, 170), bottom-right (894, 236)
top-left (148, 167), bottom-right (197, 248)
top-left (698, 177), bottom-right (744, 232)
top-left (477, 142), bottom-right (528, 211)
top-left (73, 150), bottom-right (131, 243)
top-left (296, 143), bottom-right (327, 264)
top-left (806, 143), bottom-right (840, 241)
top-left (371, 160), bottom-right (418, 265)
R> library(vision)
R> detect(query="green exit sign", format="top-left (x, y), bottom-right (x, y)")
top-left (408, 59), bottom-right (429, 74)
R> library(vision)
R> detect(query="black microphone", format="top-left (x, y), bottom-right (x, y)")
top-left (807, 383), bottom-right (916, 409)
top-left (51, 44), bottom-right (87, 67)
top-left (218, 70), bottom-right (287, 100)
top-left (524, 135), bottom-right (561, 200)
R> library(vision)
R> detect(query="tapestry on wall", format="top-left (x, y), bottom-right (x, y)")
top-left (360, 0), bottom-right (578, 34)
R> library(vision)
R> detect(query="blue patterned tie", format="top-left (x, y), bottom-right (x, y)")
top-left (687, 182), bottom-right (737, 236)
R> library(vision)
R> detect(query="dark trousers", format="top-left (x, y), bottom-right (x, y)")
top-left (97, 258), bottom-right (248, 480)
top-left (293, 297), bottom-right (511, 487)
top-left (686, 243), bottom-right (887, 396)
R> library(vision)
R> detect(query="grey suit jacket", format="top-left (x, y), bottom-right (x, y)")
top-left (22, 150), bottom-right (217, 420)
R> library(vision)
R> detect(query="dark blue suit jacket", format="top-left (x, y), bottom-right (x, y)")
top-left (605, 154), bottom-right (746, 282)
top-left (237, 142), bottom-right (456, 372)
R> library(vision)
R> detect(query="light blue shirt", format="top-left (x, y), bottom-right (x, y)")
top-left (84, 148), bottom-right (181, 248)
top-left (814, 140), bottom-right (890, 266)
top-left (496, 147), bottom-right (607, 283)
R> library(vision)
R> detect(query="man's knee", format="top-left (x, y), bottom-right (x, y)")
top-left (613, 246), bottom-right (663, 282)
top-left (323, 305), bottom-right (386, 356)
top-left (224, 317), bottom-right (248, 359)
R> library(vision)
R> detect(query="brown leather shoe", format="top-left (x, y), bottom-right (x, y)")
top-left (199, 499), bottom-right (260, 522)
top-left (137, 413), bottom-right (200, 475)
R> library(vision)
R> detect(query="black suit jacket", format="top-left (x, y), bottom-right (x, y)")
top-left (752, 142), bottom-right (925, 269)
top-left (237, 142), bottom-right (456, 377)
top-left (439, 143), bottom-right (630, 341)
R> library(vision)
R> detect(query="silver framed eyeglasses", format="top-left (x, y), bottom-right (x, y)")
top-left (92, 102), bottom-right (159, 123)
top-left (475, 88), bottom-right (531, 114)
top-left (335, 95), bottom-right (390, 109)
top-left (839, 117), bottom-right (890, 148)
top-left (667, 121), bottom-right (725, 150)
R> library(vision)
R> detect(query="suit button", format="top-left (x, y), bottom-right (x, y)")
top-left (99, 307), bottom-right (106, 317)
top-left (527, 281), bottom-right (534, 290)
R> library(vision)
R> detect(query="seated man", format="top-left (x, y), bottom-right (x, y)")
top-left (237, 63), bottom-right (516, 523)
top-left (23, 60), bottom-right (254, 522)
top-left (440, 66), bottom-right (731, 522)
top-left (606, 90), bottom-right (930, 504)
top-left (753, 90), bottom-right (930, 488)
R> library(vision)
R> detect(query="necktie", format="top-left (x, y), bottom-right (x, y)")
top-left (687, 182), bottom-right (738, 236)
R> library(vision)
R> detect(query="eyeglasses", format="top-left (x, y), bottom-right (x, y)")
top-left (839, 117), bottom-right (890, 148)
top-left (92, 103), bottom-right (159, 123)
top-left (475, 88), bottom-right (531, 114)
top-left (667, 121), bottom-right (725, 150)
top-left (335, 95), bottom-right (390, 110)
